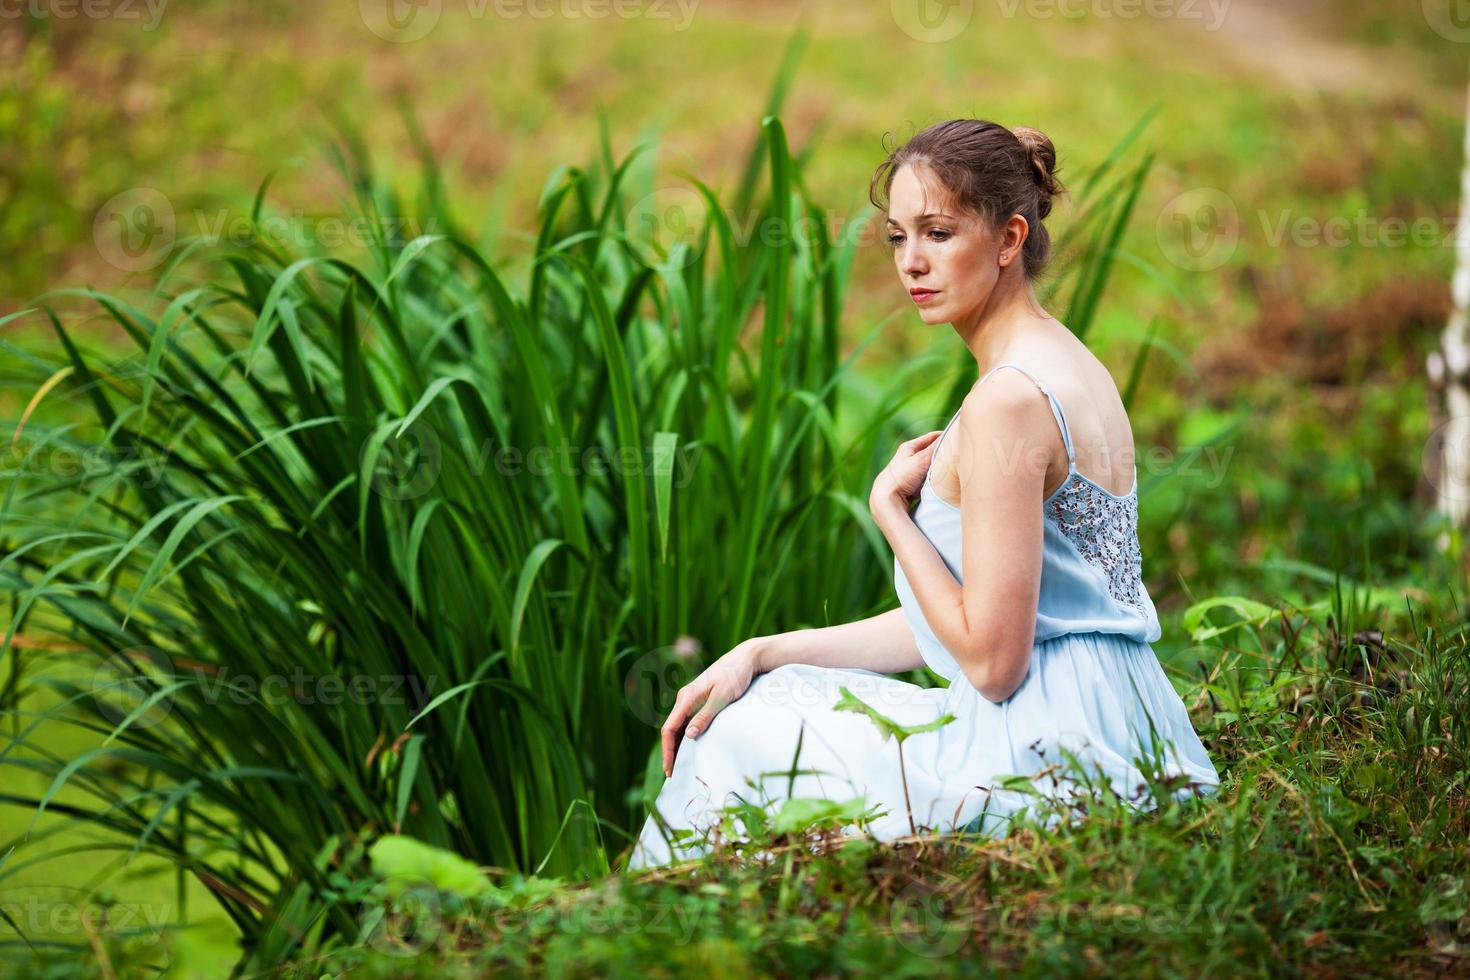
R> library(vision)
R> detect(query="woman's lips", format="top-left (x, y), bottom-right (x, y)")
top-left (910, 289), bottom-right (938, 303)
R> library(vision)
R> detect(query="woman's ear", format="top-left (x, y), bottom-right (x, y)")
top-left (999, 214), bottom-right (1030, 268)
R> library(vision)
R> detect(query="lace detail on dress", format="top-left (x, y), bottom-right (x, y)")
top-left (1045, 478), bottom-right (1146, 612)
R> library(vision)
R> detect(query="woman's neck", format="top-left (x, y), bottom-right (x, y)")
top-left (955, 275), bottom-right (1054, 372)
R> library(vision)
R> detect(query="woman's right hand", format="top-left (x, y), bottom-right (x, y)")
top-left (869, 429), bottom-right (944, 515)
top-left (661, 638), bottom-right (766, 778)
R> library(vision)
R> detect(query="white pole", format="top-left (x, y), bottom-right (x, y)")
top-left (1432, 72), bottom-right (1470, 544)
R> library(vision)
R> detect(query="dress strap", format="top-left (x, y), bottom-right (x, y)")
top-left (977, 362), bottom-right (1077, 469)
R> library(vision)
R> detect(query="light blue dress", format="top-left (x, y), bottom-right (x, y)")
top-left (628, 363), bottom-right (1219, 870)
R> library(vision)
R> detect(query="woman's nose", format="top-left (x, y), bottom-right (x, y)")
top-left (900, 243), bottom-right (927, 276)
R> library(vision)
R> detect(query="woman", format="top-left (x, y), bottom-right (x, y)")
top-left (626, 119), bottom-right (1219, 871)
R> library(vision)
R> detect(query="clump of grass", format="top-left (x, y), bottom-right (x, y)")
top-left (0, 104), bottom-right (900, 970)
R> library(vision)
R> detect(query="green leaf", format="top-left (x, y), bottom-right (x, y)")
top-left (768, 795), bottom-right (871, 836)
top-left (651, 431), bottom-right (678, 563)
top-left (394, 735), bottom-right (426, 832)
top-left (1181, 595), bottom-right (1276, 642)
top-left (368, 834), bottom-right (497, 900)
top-left (831, 686), bottom-right (957, 743)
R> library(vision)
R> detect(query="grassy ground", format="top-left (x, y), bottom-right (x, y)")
top-left (316, 574), bottom-right (1470, 977)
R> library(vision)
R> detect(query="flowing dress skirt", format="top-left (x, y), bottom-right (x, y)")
top-left (628, 631), bottom-right (1219, 870)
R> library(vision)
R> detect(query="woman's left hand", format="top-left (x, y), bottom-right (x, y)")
top-left (869, 429), bottom-right (944, 522)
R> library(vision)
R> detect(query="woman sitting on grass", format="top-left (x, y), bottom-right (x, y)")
top-left (628, 118), bottom-right (1219, 870)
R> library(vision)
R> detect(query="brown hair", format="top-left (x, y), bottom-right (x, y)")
top-left (868, 119), bottom-right (1067, 280)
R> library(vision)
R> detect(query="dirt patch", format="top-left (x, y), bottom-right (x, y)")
top-left (1177, 0), bottom-right (1426, 100)
top-left (1194, 261), bottom-right (1448, 412)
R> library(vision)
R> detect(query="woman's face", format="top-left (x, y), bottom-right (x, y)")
top-left (884, 162), bottom-right (1004, 327)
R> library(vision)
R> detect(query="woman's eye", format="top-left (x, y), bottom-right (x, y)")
top-left (886, 231), bottom-right (948, 247)
top-left (882, 229), bottom-right (952, 245)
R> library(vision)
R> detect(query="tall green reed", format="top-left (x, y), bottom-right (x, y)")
top-left (0, 114), bottom-right (918, 969)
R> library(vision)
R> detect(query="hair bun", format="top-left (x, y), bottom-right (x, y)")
top-left (1012, 125), bottom-right (1062, 217)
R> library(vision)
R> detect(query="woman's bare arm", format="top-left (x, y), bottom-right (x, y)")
top-left (754, 607), bottom-right (926, 675)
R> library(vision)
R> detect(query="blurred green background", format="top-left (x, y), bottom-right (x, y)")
top-left (5, 0), bottom-right (1464, 559)
top-left (5, 0), bottom-right (1463, 529)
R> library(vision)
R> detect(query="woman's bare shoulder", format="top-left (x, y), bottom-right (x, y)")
top-left (988, 332), bottom-right (1106, 398)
